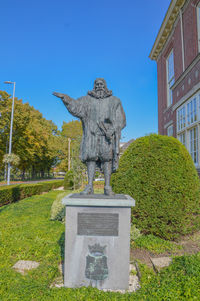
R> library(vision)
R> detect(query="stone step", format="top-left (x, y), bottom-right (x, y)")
top-left (150, 257), bottom-right (172, 272)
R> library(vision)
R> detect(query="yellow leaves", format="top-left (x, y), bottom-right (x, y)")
top-left (0, 90), bottom-right (59, 172)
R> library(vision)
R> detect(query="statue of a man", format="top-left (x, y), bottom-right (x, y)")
top-left (53, 78), bottom-right (126, 196)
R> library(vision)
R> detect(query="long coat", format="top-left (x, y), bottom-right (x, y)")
top-left (63, 94), bottom-right (126, 172)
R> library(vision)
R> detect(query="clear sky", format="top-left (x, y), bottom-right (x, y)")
top-left (0, 0), bottom-right (171, 141)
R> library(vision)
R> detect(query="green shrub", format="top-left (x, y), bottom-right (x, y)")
top-left (133, 234), bottom-right (182, 254)
top-left (111, 134), bottom-right (200, 240)
top-left (136, 253), bottom-right (200, 299)
top-left (50, 192), bottom-right (67, 221)
top-left (64, 170), bottom-right (74, 190)
top-left (0, 180), bottom-right (64, 206)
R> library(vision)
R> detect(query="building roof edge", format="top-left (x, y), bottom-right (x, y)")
top-left (149, 0), bottom-right (186, 61)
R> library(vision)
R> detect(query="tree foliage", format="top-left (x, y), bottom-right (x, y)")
top-left (0, 91), bottom-right (60, 179)
top-left (3, 153), bottom-right (20, 166)
top-left (56, 120), bottom-right (86, 185)
top-left (56, 120), bottom-right (82, 171)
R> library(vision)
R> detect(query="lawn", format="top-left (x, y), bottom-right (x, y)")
top-left (1, 190), bottom-right (200, 300)
top-left (0, 191), bottom-right (127, 300)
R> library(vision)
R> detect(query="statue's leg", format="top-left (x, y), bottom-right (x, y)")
top-left (80, 161), bottom-right (96, 195)
top-left (87, 161), bottom-right (96, 187)
top-left (102, 161), bottom-right (115, 196)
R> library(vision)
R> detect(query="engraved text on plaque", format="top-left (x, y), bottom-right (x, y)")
top-left (77, 213), bottom-right (119, 236)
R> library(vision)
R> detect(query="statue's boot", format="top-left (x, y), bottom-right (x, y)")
top-left (104, 185), bottom-right (115, 196)
top-left (80, 184), bottom-right (94, 195)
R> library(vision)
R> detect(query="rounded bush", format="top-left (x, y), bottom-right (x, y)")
top-left (111, 134), bottom-right (200, 240)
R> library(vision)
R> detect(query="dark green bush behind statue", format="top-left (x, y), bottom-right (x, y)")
top-left (111, 134), bottom-right (200, 240)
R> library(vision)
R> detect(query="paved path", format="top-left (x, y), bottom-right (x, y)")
top-left (0, 178), bottom-right (64, 187)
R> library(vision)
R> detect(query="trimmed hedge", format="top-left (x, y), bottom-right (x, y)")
top-left (111, 134), bottom-right (200, 240)
top-left (0, 180), bottom-right (63, 207)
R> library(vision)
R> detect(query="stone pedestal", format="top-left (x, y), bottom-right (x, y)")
top-left (62, 193), bottom-right (135, 291)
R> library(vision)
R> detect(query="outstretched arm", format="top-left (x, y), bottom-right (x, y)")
top-left (52, 92), bottom-right (74, 104)
top-left (53, 91), bottom-right (85, 119)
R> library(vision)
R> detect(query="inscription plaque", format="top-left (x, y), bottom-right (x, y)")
top-left (77, 213), bottom-right (119, 236)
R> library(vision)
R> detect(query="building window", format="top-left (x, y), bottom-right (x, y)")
top-left (197, 4), bottom-right (200, 52)
top-left (166, 50), bottom-right (175, 106)
top-left (167, 124), bottom-right (173, 136)
top-left (189, 127), bottom-right (198, 164)
top-left (177, 106), bottom-right (186, 131)
top-left (176, 92), bottom-right (200, 165)
top-left (177, 95), bottom-right (198, 133)
top-left (187, 97), bottom-right (197, 125)
top-left (178, 132), bottom-right (186, 146)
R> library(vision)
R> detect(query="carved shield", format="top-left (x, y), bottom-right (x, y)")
top-left (85, 254), bottom-right (108, 281)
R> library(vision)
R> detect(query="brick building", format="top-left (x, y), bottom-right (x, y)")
top-left (150, 0), bottom-right (200, 168)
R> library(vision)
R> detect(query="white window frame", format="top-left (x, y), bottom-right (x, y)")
top-left (189, 127), bottom-right (198, 165)
top-left (187, 97), bottom-right (197, 126)
top-left (176, 91), bottom-right (200, 166)
top-left (197, 4), bottom-right (200, 52)
top-left (167, 124), bottom-right (173, 136)
top-left (177, 106), bottom-right (186, 131)
top-left (166, 50), bottom-right (175, 107)
top-left (178, 131), bottom-right (186, 146)
top-left (177, 94), bottom-right (199, 134)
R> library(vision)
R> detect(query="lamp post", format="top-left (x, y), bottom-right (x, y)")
top-left (68, 138), bottom-right (71, 171)
top-left (4, 81), bottom-right (16, 185)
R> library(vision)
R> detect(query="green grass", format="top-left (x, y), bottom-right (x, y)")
top-left (1, 190), bottom-right (200, 300)
top-left (136, 254), bottom-right (200, 300)
top-left (132, 234), bottom-right (182, 254)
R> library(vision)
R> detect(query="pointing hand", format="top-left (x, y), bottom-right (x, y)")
top-left (52, 92), bottom-right (65, 99)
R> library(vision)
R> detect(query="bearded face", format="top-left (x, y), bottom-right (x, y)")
top-left (87, 78), bottom-right (112, 99)
top-left (94, 80), bottom-right (105, 98)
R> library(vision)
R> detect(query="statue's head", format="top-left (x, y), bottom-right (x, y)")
top-left (88, 78), bottom-right (112, 99)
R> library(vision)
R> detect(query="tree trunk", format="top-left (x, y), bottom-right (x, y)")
top-left (21, 169), bottom-right (25, 180)
top-left (32, 166), bottom-right (36, 179)
top-left (41, 169), bottom-right (44, 178)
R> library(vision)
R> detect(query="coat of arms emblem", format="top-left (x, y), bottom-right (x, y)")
top-left (85, 243), bottom-right (108, 281)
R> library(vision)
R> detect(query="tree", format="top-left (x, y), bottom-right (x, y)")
top-left (0, 90), bottom-right (60, 179)
top-left (56, 120), bottom-right (86, 186)
top-left (56, 120), bottom-right (82, 172)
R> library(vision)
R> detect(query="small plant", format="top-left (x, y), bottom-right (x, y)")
top-left (130, 224), bottom-right (142, 241)
top-left (135, 260), bottom-right (155, 286)
top-left (50, 192), bottom-right (67, 222)
top-left (130, 268), bottom-right (137, 276)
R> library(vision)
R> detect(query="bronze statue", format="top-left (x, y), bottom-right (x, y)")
top-left (53, 78), bottom-right (126, 196)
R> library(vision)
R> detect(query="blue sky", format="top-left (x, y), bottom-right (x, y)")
top-left (0, 0), bottom-right (171, 141)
